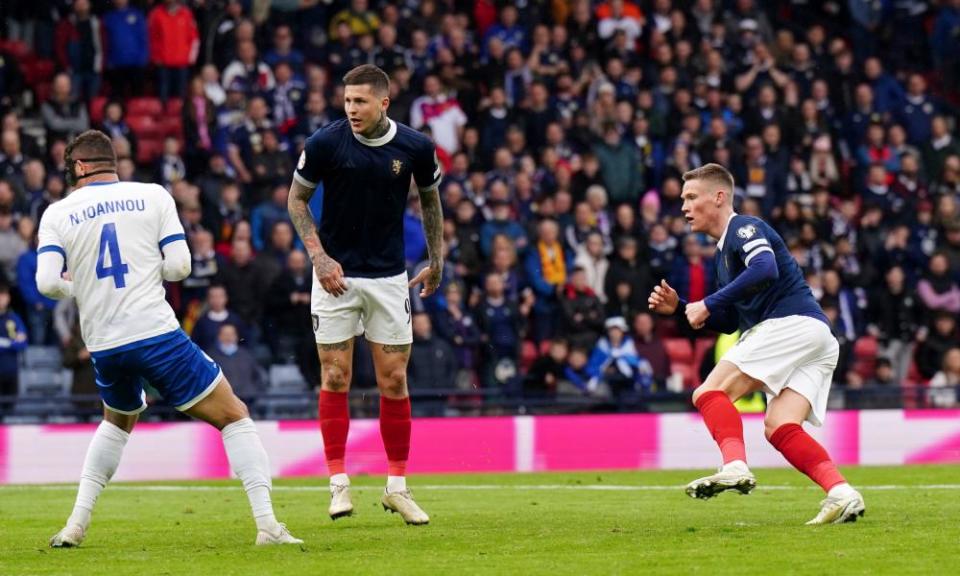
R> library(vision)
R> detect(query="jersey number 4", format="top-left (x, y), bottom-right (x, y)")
top-left (96, 223), bottom-right (129, 289)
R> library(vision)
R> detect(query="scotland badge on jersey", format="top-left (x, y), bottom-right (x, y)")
top-left (737, 224), bottom-right (757, 239)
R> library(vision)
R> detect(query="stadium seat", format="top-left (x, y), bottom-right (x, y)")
top-left (127, 115), bottom-right (162, 139)
top-left (135, 137), bottom-right (163, 164)
top-left (520, 340), bottom-right (538, 372)
top-left (89, 96), bottom-right (109, 125)
top-left (161, 116), bottom-right (183, 138)
top-left (18, 368), bottom-right (69, 397)
top-left (269, 364), bottom-right (307, 391)
top-left (852, 336), bottom-right (879, 380)
top-left (0, 40), bottom-right (31, 59)
top-left (692, 337), bottom-right (715, 372)
top-left (663, 338), bottom-right (693, 364)
top-left (22, 346), bottom-right (63, 370)
top-left (165, 98), bottom-right (183, 117)
top-left (126, 97), bottom-right (163, 117)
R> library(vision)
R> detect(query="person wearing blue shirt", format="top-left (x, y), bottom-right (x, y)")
top-left (0, 283), bottom-right (28, 413)
top-left (648, 163), bottom-right (865, 525)
top-left (102, 0), bottom-right (148, 98)
top-left (17, 241), bottom-right (57, 346)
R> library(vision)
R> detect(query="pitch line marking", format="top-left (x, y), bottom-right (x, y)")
top-left (3, 484), bottom-right (960, 492)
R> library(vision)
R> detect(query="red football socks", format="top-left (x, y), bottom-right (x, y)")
top-left (319, 390), bottom-right (350, 476)
top-left (695, 390), bottom-right (747, 464)
top-left (380, 396), bottom-right (411, 477)
top-left (768, 423), bottom-right (846, 492)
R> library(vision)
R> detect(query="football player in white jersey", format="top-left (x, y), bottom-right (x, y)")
top-left (37, 130), bottom-right (302, 547)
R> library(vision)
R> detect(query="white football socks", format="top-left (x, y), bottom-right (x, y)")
top-left (67, 420), bottom-right (130, 530)
top-left (721, 460), bottom-right (750, 474)
top-left (330, 473), bottom-right (350, 489)
top-left (386, 475), bottom-right (407, 494)
top-left (221, 418), bottom-right (278, 532)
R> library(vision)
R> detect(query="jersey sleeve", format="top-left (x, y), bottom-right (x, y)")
top-left (157, 187), bottom-right (187, 248)
top-left (37, 206), bottom-right (66, 259)
top-left (731, 218), bottom-right (774, 266)
top-left (413, 138), bottom-right (442, 191)
top-left (293, 130), bottom-right (328, 189)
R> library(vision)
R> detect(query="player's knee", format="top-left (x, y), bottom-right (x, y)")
top-left (322, 366), bottom-right (352, 392)
top-left (378, 368), bottom-right (407, 397)
top-left (764, 415), bottom-right (789, 441)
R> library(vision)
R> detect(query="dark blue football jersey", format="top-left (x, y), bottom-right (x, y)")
top-left (294, 118), bottom-right (442, 277)
top-left (713, 214), bottom-right (828, 331)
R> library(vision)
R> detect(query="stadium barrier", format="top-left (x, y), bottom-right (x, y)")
top-left (1, 409), bottom-right (958, 484)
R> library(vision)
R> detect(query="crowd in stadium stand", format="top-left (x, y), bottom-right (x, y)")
top-left (0, 0), bottom-right (959, 411)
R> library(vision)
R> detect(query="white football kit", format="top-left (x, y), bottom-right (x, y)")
top-left (36, 181), bottom-right (185, 352)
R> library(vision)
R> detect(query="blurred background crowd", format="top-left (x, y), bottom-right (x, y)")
top-left (0, 0), bottom-right (959, 418)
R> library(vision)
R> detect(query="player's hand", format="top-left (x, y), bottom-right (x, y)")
top-left (648, 280), bottom-right (679, 315)
top-left (313, 253), bottom-right (348, 297)
top-left (685, 300), bottom-right (710, 330)
top-left (409, 264), bottom-right (442, 298)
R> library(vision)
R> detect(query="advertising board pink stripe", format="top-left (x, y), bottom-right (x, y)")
top-left (1, 410), bottom-right (959, 484)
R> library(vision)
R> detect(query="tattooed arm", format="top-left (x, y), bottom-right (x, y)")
top-left (288, 178), bottom-right (348, 296)
top-left (408, 184), bottom-right (444, 297)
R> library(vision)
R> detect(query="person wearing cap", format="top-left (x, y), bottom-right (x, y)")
top-left (585, 315), bottom-right (653, 398)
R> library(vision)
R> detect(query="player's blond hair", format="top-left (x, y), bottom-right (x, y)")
top-left (682, 163), bottom-right (735, 204)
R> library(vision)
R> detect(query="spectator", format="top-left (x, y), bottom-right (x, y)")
top-left (476, 272), bottom-right (526, 390)
top-left (525, 218), bottom-right (569, 342)
top-left (408, 312), bottom-right (458, 390)
top-left (182, 75), bottom-right (217, 176)
top-left (181, 229), bottom-right (220, 311)
top-left (191, 284), bottom-right (248, 353)
top-left (55, 0), bottom-right (105, 101)
top-left (928, 347), bottom-right (960, 407)
top-left (216, 239), bottom-right (269, 343)
top-left (431, 282), bottom-right (481, 375)
top-left (207, 323), bottom-right (265, 405)
top-left (921, 116), bottom-right (960, 183)
top-left (156, 136), bottom-right (186, 192)
top-left (148, 0), bottom-right (199, 102)
top-left (103, 0), bottom-right (148, 98)
top-left (41, 74), bottom-right (90, 144)
top-left (593, 124), bottom-right (643, 205)
top-left (410, 75), bottom-right (468, 155)
top-left (264, 250), bottom-right (312, 363)
top-left (17, 227), bottom-right (55, 346)
top-left (221, 40), bottom-right (276, 98)
top-left (263, 24), bottom-right (305, 73)
top-left (0, 209), bottom-right (25, 284)
top-left (586, 316), bottom-right (653, 398)
top-left (61, 305), bottom-right (97, 415)
top-left (248, 130), bottom-right (292, 201)
top-left (867, 266), bottom-right (919, 384)
top-left (916, 312), bottom-right (959, 380)
top-left (255, 221), bottom-right (295, 299)
top-left (559, 266), bottom-right (605, 350)
top-left (574, 231), bottom-right (610, 303)
top-left (479, 199), bottom-right (526, 258)
top-left (524, 338), bottom-right (568, 398)
top-left (250, 185), bottom-right (293, 252)
top-left (0, 284), bottom-right (27, 413)
top-left (328, 0), bottom-right (380, 37)
top-left (916, 252), bottom-right (960, 319)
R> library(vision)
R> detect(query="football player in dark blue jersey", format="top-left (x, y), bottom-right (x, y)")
top-left (287, 65), bottom-right (442, 525)
top-left (648, 163), bottom-right (865, 525)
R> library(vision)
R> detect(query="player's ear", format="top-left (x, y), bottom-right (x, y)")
top-left (381, 95), bottom-right (391, 112)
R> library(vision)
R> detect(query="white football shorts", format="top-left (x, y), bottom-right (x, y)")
top-left (311, 271), bottom-right (413, 345)
top-left (722, 315), bottom-right (839, 426)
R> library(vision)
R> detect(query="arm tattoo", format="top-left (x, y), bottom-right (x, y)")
top-left (319, 340), bottom-right (351, 351)
top-left (287, 181), bottom-right (324, 257)
top-left (418, 185), bottom-right (444, 267)
top-left (382, 343), bottom-right (411, 354)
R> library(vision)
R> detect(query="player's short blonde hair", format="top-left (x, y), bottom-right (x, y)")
top-left (682, 163), bottom-right (735, 203)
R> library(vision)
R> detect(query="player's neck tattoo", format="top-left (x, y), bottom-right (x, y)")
top-left (363, 112), bottom-right (391, 140)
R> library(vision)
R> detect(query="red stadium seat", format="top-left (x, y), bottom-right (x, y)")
top-left (160, 116), bottom-right (183, 138)
top-left (670, 362), bottom-right (697, 390)
top-left (127, 115), bottom-right (162, 139)
top-left (33, 82), bottom-right (51, 104)
top-left (135, 138), bottom-right (164, 164)
top-left (165, 98), bottom-right (183, 117)
top-left (693, 337), bottom-right (715, 370)
top-left (89, 96), bottom-right (109, 126)
top-left (520, 340), bottom-right (539, 373)
top-left (0, 40), bottom-right (31, 59)
top-left (852, 335), bottom-right (879, 380)
top-left (126, 97), bottom-right (163, 118)
top-left (663, 338), bottom-right (693, 364)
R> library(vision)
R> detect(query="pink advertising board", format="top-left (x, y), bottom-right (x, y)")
top-left (0, 410), bottom-right (958, 484)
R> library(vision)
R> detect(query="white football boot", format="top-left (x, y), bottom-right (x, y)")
top-left (255, 523), bottom-right (303, 545)
top-left (49, 524), bottom-right (85, 548)
top-left (806, 490), bottom-right (866, 525)
top-left (328, 483), bottom-right (354, 520)
top-left (685, 461), bottom-right (757, 500)
top-left (381, 490), bottom-right (430, 525)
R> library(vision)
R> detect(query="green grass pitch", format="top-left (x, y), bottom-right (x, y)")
top-left (2, 465), bottom-right (958, 575)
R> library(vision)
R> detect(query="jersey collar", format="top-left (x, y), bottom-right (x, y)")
top-left (352, 119), bottom-right (397, 147)
top-left (716, 212), bottom-right (738, 251)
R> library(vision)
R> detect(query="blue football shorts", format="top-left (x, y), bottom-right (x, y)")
top-left (90, 329), bottom-right (223, 414)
